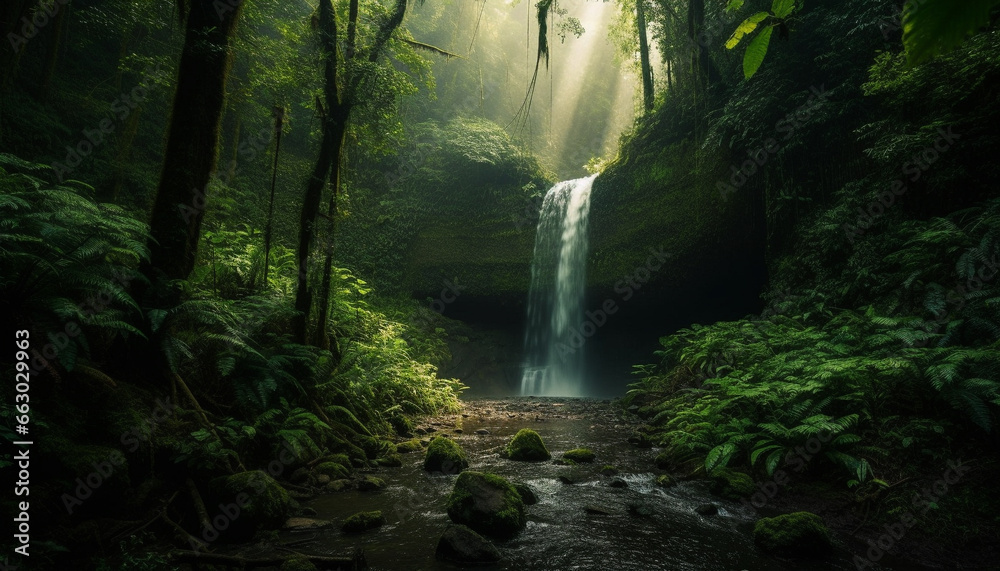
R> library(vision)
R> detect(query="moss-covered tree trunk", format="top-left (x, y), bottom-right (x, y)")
top-left (293, 0), bottom-right (347, 345)
top-left (145, 0), bottom-right (243, 283)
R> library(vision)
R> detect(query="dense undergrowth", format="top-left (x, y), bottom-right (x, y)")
top-left (620, 2), bottom-right (1000, 564)
top-left (0, 153), bottom-right (465, 568)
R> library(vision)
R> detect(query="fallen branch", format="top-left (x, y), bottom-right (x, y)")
top-left (166, 548), bottom-right (367, 569)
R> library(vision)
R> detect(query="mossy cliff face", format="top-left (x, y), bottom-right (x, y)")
top-left (398, 121), bottom-right (767, 328)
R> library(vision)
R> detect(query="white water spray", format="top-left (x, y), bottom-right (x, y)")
top-left (520, 175), bottom-right (596, 396)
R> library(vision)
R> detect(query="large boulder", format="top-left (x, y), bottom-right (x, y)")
top-left (424, 436), bottom-right (469, 473)
top-left (753, 512), bottom-right (832, 556)
top-left (435, 524), bottom-right (502, 564)
top-left (506, 429), bottom-right (551, 461)
top-left (213, 471), bottom-right (294, 540)
top-left (446, 471), bottom-right (527, 539)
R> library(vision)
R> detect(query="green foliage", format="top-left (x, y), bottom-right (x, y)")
top-left (902, 0), bottom-right (1000, 64)
top-left (725, 0), bottom-right (801, 79)
top-left (0, 155), bottom-right (149, 371)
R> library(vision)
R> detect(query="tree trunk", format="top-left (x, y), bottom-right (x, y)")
top-left (262, 106), bottom-right (284, 291)
top-left (1, 0), bottom-right (38, 91)
top-left (145, 0), bottom-right (244, 283)
top-left (636, 0), bottom-right (653, 111)
top-left (687, 0), bottom-right (721, 89)
top-left (293, 0), bottom-right (344, 345)
top-left (315, 133), bottom-right (344, 351)
top-left (38, 0), bottom-right (69, 100)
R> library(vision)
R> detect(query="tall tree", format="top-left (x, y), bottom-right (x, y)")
top-left (293, 0), bottom-right (408, 345)
top-left (145, 0), bottom-right (244, 283)
top-left (636, 0), bottom-right (654, 111)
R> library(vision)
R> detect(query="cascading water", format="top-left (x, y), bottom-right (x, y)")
top-left (520, 175), bottom-right (597, 396)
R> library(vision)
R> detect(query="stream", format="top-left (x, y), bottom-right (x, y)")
top-left (282, 398), bottom-right (926, 571)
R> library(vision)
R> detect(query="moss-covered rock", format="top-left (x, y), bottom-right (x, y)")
top-left (280, 558), bottom-right (318, 571)
top-left (376, 453), bottom-right (403, 467)
top-left (435, 524), bottom-right (502, 564)
top-left (562, 448), bottom-right (595, 463)
top-left (512, 482), bottom-right (538, 505)
top-left (315, 461), bottom-right (351, 479)
top-left (357, 476), bottom-right (386, 491)
top-left (708, 468), bottom-right (755, 501)
top-left (446, 471), bottom-right (527, 539)
top-left (656, 474), bottom-right (676, 488)
top-left (753, 512), bottom-right (832, 556)
top-left (213, 471), bottom-right (293, 539)
top-left (506, 429), bottom-right (551, 461)
top-left (599, 465), bottom-right (618, 476)
top-left (396, 439), bottom-right (424, 453)
top-left (424, 436), bottom-right (469, 473)
top-left (342, 510), bottom-right (386, 533)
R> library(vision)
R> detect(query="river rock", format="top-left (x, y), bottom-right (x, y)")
top-left (436, 524), bottom-right (502, 564)
top-left (584, 505), bottom-right (614, 516)
top-left (212, 470), bottom-right (293, 540)
top-left (513, 482), bottom-right (538, 505)
top-left (753, 512), bottom-right (831, 556)
top-left (326, 479), bottom-right (351, 492)
top-left (284, 517), bottom-right (335, 530)
top-left (316, 474), bottom-right (331, 485)
top-left (695, 504), bottom-right (718, 516)
top-left (562, 448), bottom-right (596, 463)
top-left (627, 431), bottom-right (652, 449)
top-left (342, 510), bottom-right (386, 533)
top-left (627, 502), bottom-right (655, 518)
top-left (446, 471), bottom-right (526, 539)
top-left (475, 429), bottom-right (490, 435)
top-left (424, 436), bottom-right (469, 473)
top-left (506, 428), bottom-right (552, 461)
top-left (608, 478), bottom-right (629, 488)
top-left (396, 439), bottom-right (423, 453)
top-left (357, 476), bottom-right (386, 491)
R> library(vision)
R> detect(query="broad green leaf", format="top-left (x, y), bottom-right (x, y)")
top-left (705, 442), bottom-right (736, 473)
top-left (726, 0), bottom-right (745, 13)
top-left (726, 12), bottom-right (769, 49)
top-left (743, 25), bottom-right (774, 79)
top-left (903, 0), bottom-right (1000, 64)
top-left (771, 0), bottom-right (796, 19)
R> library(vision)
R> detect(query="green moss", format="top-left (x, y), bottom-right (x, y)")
top-left (396, 439), bottom-right (424, 453)
top-left (357, 476), bottom-right (386, 491)
top-left (599, 465), bottom-right (618, 476)
top-left (424, 436), bottom-right (469, 473)
top-left (656, 474), bottom-right (676, 487)
top-left (562, 448), bottom-right (595, 463)
top-left (376, 453), bottom-right (403, 467)
top-left (708, 468), bottom-right (755, 501)
top-left (315, 462), bottom-right (351, 479)
top-left (218, 471), bottom-right (292, 532)
top-left (506, 429), bottom-right (551, 461)
top-left (753, 512), bottom-right (832, 556)
top-left (280, 557), bottom-right (318, 571)
top-left (342, 510), bottom-right (386, 533)
top-left (446, 471), bottom-right (526, 539)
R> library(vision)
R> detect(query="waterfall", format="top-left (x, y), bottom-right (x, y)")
top-left (520, 175), bottom-right (597, 396)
